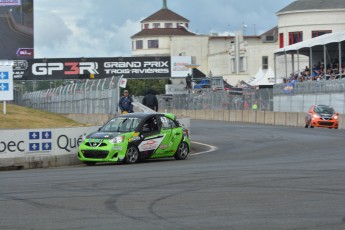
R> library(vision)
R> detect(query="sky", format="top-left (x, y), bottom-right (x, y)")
top-left (34, 0), bottom-right (295, 59)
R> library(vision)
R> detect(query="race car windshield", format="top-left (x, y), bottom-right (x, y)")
top-left (101, 117), bottom-right (142, 132)
top-left (315, 106), bottom-right (335, 114)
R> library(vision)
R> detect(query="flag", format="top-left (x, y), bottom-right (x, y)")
top-left (119, 78), bottom-right (127, 88)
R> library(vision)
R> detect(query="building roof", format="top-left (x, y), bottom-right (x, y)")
top-left (131, 28), bottom-right (195, 38)
top-left (277, 0), bottom-right (345, 14)
top-left (141, 8), bottom-right (189, 23)
top-left (259, 26), bottom-right (278, 37)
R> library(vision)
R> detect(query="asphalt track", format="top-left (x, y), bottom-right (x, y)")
top-left (1, 120), bottom-right (345, 230)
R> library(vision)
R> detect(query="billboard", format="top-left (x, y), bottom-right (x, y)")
top-left (0, 0), bottom-right (33, 60)
top-left (170, 56), bottom-right (192, 77)
top-left (12, 57), bottom-right (172, 80)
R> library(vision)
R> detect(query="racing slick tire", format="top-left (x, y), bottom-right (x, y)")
top-left (174, 141), bottom-right (189, 160)
top-left (125, 146), bottom-right (140, 164)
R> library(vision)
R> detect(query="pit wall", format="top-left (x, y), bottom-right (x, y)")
top-left (163, 110), bottom-right (345, 129)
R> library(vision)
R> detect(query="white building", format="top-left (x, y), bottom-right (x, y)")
top-left (131, 0), bottom-right (345, 86)
top-left (131, 0), bottom-right (278, 86)
top-left (275, 0), bottom-right (345, 80)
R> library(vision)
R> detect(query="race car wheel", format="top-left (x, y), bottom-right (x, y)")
top-left (125, 146), bottom-right (140, 164)
top-left (174, 141), bottom-right (189, 160)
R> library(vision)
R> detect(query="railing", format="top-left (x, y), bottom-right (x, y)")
top-left (18, 77), bottom-right (345, 114)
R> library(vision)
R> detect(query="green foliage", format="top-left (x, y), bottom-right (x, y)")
top-left (124, 79), bottom-right (168, 96)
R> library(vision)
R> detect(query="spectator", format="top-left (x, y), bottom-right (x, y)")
top-left (186, 73), bottom-right (192, 90)
top-left (119, 90), bottom-right (133, 114)
top-left (142, 89), bottom-right (158, 112)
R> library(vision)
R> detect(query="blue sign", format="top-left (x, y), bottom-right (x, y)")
top-left (29, 132), bottom-right (40, 140)
top-left (0, 72), bottom-right (9, 80)
top-left (28, 131), bottom-right (52, 152)
top-left (42, 131), bottom-right (52, 139)
top-left (29, 143), bottom-right (40, 151)
top-left (42, 142), bottom-right (52, 151)
top-left (0, 83), bottom-right (9, 91)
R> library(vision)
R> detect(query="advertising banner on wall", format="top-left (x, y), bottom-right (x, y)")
top-left (0, 126), bottom-right (97, 156)
top-left (12, 56), bottom-right (172, 80)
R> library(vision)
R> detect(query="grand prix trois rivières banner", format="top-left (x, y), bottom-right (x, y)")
top-left (12, 57), bottom-right (176, 80)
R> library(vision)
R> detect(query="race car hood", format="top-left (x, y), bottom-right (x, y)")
top-left (317, 113), bottom-right (333, 119)
top-left (86, 132), bottom-right (121, 139)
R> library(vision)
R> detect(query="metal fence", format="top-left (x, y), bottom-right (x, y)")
top-left (159, 89), bottom-right (273, 111)
top-left (18, 77), bottom-right (345, 114)
top-left (21, 77), bottom-right (119, 114)
top-left (273, 79), bottom-right (345, 113)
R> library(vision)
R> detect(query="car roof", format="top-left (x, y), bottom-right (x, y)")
top-left (117, 112), bottom-right (175, 119)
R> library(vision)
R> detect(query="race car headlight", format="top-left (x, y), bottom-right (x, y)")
top-left (109, 135), bottom-right (124, 144)
top-left (313, 114), bottom-right (320, 119)
top-left (333, 115), bottom-right (338, 120)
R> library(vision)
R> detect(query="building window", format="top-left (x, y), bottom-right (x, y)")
top-left (231, 58), bottom-right (236, 73)
top-left (153, 23), bottom-right (160, 29)
top-left (144, 24), bottom-right (149, 29)
top-left (136, 40), bottom-right (143, 49)
top-left (239, 57), bottom-right (246, 72)
top-left (289, 31), bottom-right (303, 45)
top-left (312, 30), bottom-right (332, 38)
top-left (148, 40), bottom-right (159, 48)
top-left (165, 23), bottom-right (173, 28)
top-left (279, 33), bottom-right (284, 48)
top-left (262, 56), bottom-right (268, 70)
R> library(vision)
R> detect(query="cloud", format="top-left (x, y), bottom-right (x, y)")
top-left (34, 0), bottom-right (295, 58)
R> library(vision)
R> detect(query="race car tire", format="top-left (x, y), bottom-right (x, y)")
top-left (84, 161), bottom-right (96, 166)
top-left (174, 141), bottom-right (189, 160)
top-left (125, 146), bottom-right (140, 164)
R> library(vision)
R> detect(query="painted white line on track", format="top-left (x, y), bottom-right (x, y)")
top-left (190, 141), bottom-right (217, 155)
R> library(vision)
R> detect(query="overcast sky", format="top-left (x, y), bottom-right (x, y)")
top-left (34, 0), bottom-right (295, 58)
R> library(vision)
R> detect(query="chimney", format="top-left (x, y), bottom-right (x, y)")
top-left (162, 0), bottom-right (168, 9)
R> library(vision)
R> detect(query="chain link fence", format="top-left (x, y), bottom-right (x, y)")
top-left (20, 77), bottom-right (119, 114)
top-left (17, 77), bottom-right (345, 115)
top-left (158, 88), bottom-right (273, 111)
top-left (273, 79), bottom-right (345, 113)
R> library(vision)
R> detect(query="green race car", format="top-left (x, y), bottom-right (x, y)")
top-left (78, 112), bottom-right (190, 165)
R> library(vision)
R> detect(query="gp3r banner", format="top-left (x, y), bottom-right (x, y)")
top-left (13, 56), bottom-right (173, 80)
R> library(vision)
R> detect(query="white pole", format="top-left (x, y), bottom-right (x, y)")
top-left (3, 101), bottom-right (6, 114)
top-left (117, 75), bottom-right (123, 115)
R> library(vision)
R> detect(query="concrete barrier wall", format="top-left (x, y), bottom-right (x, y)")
top-left (161, 109), bottom-right (345, 129)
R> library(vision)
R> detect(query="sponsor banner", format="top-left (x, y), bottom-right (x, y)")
top-left (0, 126), bottom-right (98, 156)
top-left (171, 56), bottom-right (192, 77)
top-left (0, 65), bottom-right (13, 101)
top-left (13, 56), bottom-right (171, 80)
top-left (0, 0), bottom-right (21, 6)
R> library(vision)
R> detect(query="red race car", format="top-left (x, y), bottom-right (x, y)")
top-left (305, 105), bottom-right (339, 129)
